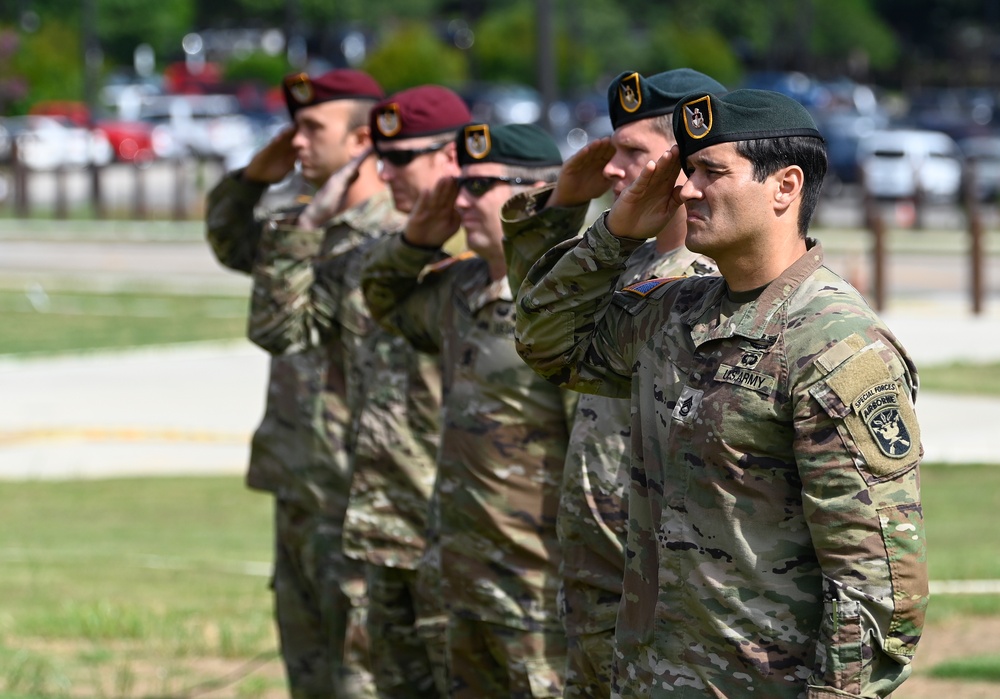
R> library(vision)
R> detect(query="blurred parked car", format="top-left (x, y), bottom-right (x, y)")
top-left (136, 94), bottom-right (256, 167)
top-left (813, 109), bottom-right (889, 189)
top-left (547, 90), bottom-right (612, 159)
top-left (958, 135), bottom-right (1000, 202)
top-left (0, 115), bottom-right (113, 170)
top-left (92, 118), bottom-right (168, 166)
top-left (857, 129), bottom-right (963, 203)
top-left (462, 83), bottom-right (543, 125)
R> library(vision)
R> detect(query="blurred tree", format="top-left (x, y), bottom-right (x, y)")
top-left (0, 29), bottom-right (29, 114)
top-left (223, 51), bottom-right (291, 87)
top-left (96, 0), bottom-right (195, 67)
top-left (362, 22), bottom-right (468, 94)
top-left (467, 0), bottom-right (643, 91)
top-left (468, 1), bottom-right (536, 85)
top-left (10, 19), bottom-right (84, 111)
top-left (637, 21), bottom-right (743, 87)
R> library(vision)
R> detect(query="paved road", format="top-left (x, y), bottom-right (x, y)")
top-left (2, 305), bottom-right (1000, 480)
top-left (2, 219), bottom-right (1000, 479)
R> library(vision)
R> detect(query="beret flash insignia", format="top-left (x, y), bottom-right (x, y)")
top-left (464, 124), bottom-right (491, 159)
top-left (376, 103), bottom-right (402, 137)
top-left (285, 73), bottom-right (314, 105)
top-left (619, 72), bottom-right (642, 113)
top-left (683, 95), bottom-right (713, 139)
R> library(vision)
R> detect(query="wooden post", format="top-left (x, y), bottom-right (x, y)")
top-left (861, 168), bottom-right (886, 311)
top-left (54, 165), bottom-right (69, 219)
top-left (964, 161), bottom-right (985, 315)
top-left (132, 160), bottom-right (147, 219)
top-left (173, 156), bottom-right (187, 220)
top-left (12, 140), bottom-right (29, 217)
top-left (89, 161), bottom-right (105, 219)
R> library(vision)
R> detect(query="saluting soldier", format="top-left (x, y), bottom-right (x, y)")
top-left (204, 68), bottom-right (389, 699)
top-left (361, 123), bottom-right (573, 699)
top-left (243, 85), bottom-right (473, 699)
top-left (500, 68), bottom-right (724, 699)
top-left (514, 89), bottom-right (928, 698)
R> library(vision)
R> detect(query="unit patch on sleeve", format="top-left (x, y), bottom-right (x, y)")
top-left (821, 347), bottom-right (921, 478)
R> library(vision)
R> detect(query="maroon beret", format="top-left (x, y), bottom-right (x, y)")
top-left (370, 85), bottom-right (472, 142)
top-left (282, 69), bottom-right (384, 117)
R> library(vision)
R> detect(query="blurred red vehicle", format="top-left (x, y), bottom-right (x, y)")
top-left (29, 99), bottom-right (167, 165)
top-left (92, 119), bottom-right (158, 164)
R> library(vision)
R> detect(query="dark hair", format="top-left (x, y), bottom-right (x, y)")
top-left (735, 136), bottom-right (827, 236)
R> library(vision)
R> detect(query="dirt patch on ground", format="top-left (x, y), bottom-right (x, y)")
top-left (896, 615), bottom-right (1000, 698)
top-left (7, 616), bottom-right (999, 698)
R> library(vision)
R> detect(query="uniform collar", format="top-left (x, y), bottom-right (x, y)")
top-left (683, 238), bottom-right (825, 346)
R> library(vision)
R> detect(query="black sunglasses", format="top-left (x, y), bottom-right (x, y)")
top-left (456, 175), bottom-right (529, 198)
top-left (375, 141), bottom-right (449, 167)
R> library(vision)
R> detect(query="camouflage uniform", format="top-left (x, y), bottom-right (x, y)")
top-left (501, 186), bottom-right (718, 698)
top-left (341, 245), bottom-right (450, 699)
top-left (514, 217), bottom-right (928, 699)
top-left (206, 171), bottom-right (394, 698)
top-left (362, 232), bottom-right (575, 699)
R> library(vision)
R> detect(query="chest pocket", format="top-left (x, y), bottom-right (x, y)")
top-left (810, 338), bottom-right (920, 483)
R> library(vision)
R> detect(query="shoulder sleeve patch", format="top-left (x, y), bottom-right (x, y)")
top-left (622, 277), bottom-right (682, 297)
top-left (424, 250), bottom-right (477, 275)
top-left (815, 348), bottom-right (921, 479)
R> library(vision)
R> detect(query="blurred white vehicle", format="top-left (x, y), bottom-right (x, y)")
top-left (2, 115), bottom-right (113, 170)
top-left (857, 129), bottom-right (963, 202)
top-left (959, 135), bottom-right (1000, 202)
top-left (136, 94), bottom-right (256, 167)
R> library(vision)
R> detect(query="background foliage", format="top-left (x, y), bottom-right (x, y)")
top-left (1, 0), bottom-right (998, 115)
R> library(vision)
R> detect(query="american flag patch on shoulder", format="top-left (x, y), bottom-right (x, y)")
top-left (424, 250), bottom-right (477, 274)
top-left (621, 277), bottom-right (681, 296)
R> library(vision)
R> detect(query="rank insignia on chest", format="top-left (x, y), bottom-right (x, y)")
top-left (671, 385), bottom-right (703, 425)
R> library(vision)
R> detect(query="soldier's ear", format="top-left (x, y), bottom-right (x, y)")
top-left (773, 164), bottom-right (803, 214)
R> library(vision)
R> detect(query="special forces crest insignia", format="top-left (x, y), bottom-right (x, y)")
top-left (857, 385), bottom-right (913, 458)
top-left (464, 124), bottom-right (491, 159)
top-left (683, 95), bottom-right (713, 139)
top-left (284, 73), bottom-right (314, 105)
top-left (619, 72), bottom-right (642, 113)
top-left (376, 103), bottom-right (402, 137)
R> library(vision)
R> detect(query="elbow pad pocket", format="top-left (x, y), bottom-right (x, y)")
top-left (878, 501), bottom-right (928, 659)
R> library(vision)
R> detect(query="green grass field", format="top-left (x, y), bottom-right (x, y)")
top-left (2, 286), bottom-right (999, 695)
top-left (0, 466), bottom-right (996, 696)
top-left (0, 477), bottom-right (281, 697)
top-left (0, 289), bottom-right (248, 356)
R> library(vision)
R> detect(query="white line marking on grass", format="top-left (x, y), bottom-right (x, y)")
top-left (930, 580), bottom-right (1000, 594)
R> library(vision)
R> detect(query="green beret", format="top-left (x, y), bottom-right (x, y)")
top-left (672, 88), bottom-right (823, 160)
top-left (607, 68), bottom-right (727, 130)
top-left (457, 123), bottom-right (563, 167)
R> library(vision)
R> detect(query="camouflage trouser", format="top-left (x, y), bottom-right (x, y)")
top-left (563, 628), bottom-right (614, 699)
top-left (272, 499), bottom-right (377, 699)
top-left (366, 564), bottom-right (449, 698)
top-left (447, 616), bottom-right (566, 699)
